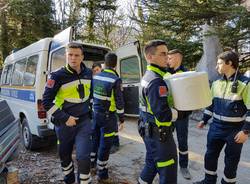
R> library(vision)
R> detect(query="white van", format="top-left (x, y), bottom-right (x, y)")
top-left (0, 27), bottom-right (144, 150)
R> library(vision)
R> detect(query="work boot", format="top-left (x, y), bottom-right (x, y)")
top-left (180, 167), bottom-right (191, 180)
top-left (97, 177), bottom-right (114, 184)
top-left (109, 145), bottom-right (119, 154)
top-left (193, 180), bottom-right (205, 184)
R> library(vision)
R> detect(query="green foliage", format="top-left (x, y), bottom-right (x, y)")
top-left (133, 0), bottom-right (250, 69)
top-left (81, 0), bottom-right (117, 42)
top-left (0, 0), bottom-right (57, 61)
top-left (67, 0), bottom-right (83, 28)
top-left (166, 39), bottom-right (203, 69)
top-left (7, 0), bottom-right (56, 47)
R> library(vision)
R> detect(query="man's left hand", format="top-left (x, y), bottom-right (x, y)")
top-left (234, 131), bottom-right (249, 143)
top-left (118, 122), bottom-right (124, 131)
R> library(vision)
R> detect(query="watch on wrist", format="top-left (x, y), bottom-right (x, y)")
top-left (242, 130), bottom-right (249, 135)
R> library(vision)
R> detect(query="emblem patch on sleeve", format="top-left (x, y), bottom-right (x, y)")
top-left (46, 79), bottom-right (55, 88)
top-left (159, 86), bottom-right (167, 97)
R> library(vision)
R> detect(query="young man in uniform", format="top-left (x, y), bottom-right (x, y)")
top-left (43, 42), bottom-right (93, 184)
top-left (92, 52), bottom-right (124, 183)
top-left (194, 51), bottom-right (250, 184)
top-left (167, 49), bottom-right (192, 179)
top-left (138, 40), bottom-right (178, 184)
top-left (92, 63), bottom-right (102, 75)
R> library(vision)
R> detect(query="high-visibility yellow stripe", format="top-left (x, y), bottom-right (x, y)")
top-left (104, 132), bottom-right (116, 137)
top-left (147, 65), bottom-right (165, 77)
top-left (104, 69), bottom-right (116, 75)
top-left (163, 72), bottom-right (172, 79)
top-left (146, 96), bottom-right (172, 127)
top-left (55, 80), bottom-right (91, 108)
top-left (65, 65), bottom-right (74, 74)
top-left (109, 89), bottom-right (116, 111)
top-left (145, 66), bottom-right (173, 127)
top-left (145, 97), bottom-right (153, 114)
top-left (155, 117), bottom-right (172, 127)
top-left (157, 159), bottom-right (175, 168)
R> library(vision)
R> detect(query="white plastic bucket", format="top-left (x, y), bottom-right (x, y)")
top-left (165, 71), bottom-right (212, 111)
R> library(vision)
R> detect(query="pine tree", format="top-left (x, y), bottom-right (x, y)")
top-left (132, 0), bottom-right (250, 68)
top-left (0, 0), bottom-right (58, 62)
top-left (81, 0), bottom-right (117, 42)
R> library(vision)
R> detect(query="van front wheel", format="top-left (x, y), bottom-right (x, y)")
top-left (21, 118), bottom-right (39, 150)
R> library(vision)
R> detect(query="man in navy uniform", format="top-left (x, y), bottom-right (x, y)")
top-left (167, 49), bottom-right (192, 180)
top-left (43, 42), bottom-right (93, 184)
top-left (194, 51), bottom-right (250, 184)
top-left (138, 40), bottom-right (178, 184)
top-left (92, 63), bottom-right (102, 75)
top-left (92, 52), bottom-right (124, 183)
top-left (91, 63), bottom-right (120, 154)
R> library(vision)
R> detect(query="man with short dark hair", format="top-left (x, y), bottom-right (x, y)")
top-left (92, 52), bottom-right (124, 183)
top-left (194, 51), bottom-right (250, 184)
top-left (138, 40), bottom-right (178, 184)
top-left (166, 49), bottom-right (192, 180)
top-left (43, 42), bottom-right (93, 184)
top-left (92, 63), bottom-right (102, 75)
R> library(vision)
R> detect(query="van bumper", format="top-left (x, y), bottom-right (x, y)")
top-left (37, 125), bottom-right (55, 137)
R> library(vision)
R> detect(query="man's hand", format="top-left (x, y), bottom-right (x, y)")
top-left (196, 120), bottom-right (205, 129)
top-left (234, 131), bottom-right (249, 144)
top-left (65, 116), bottom-right (78, 127)
top-left (118, 122), bottom-right (124, 131)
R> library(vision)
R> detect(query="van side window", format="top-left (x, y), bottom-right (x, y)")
top-left (120, 56), bottom-right (140, 83)
top-left (1, 64), bottom-right (13, 85)
top-left (11, 59), bottom-right (26, 85)
top-left (51, 47), bottom-right (66, 71)
top-left (23, 55), bottom-right (38, 86)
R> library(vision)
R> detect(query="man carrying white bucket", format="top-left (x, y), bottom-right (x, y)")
top-left (138, 40), bottom-right (179, 184)
top-left (167, 49), bottom-right (192, 180)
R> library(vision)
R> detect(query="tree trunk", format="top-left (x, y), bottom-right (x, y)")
top-left (196, 24), bottom-right (222, 82)
top-left (0, 10), bottom-right (9, 60)
top-left (87, 0), bottom-right (96, 42)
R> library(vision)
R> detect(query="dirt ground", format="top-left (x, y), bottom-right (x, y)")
top-left (6, 139), bottom-right (131, 184)
top-left (6, 117), bottom-right (250, 184)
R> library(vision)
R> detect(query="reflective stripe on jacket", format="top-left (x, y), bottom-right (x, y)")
top-left (42, 63), bottom-right (92, 124)
top-left (93, 68), bottom-right (124, 122)
top-left (203, 73), bottom-right (250, 130)
top-left (139, 64), bottom-right (178, 127)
